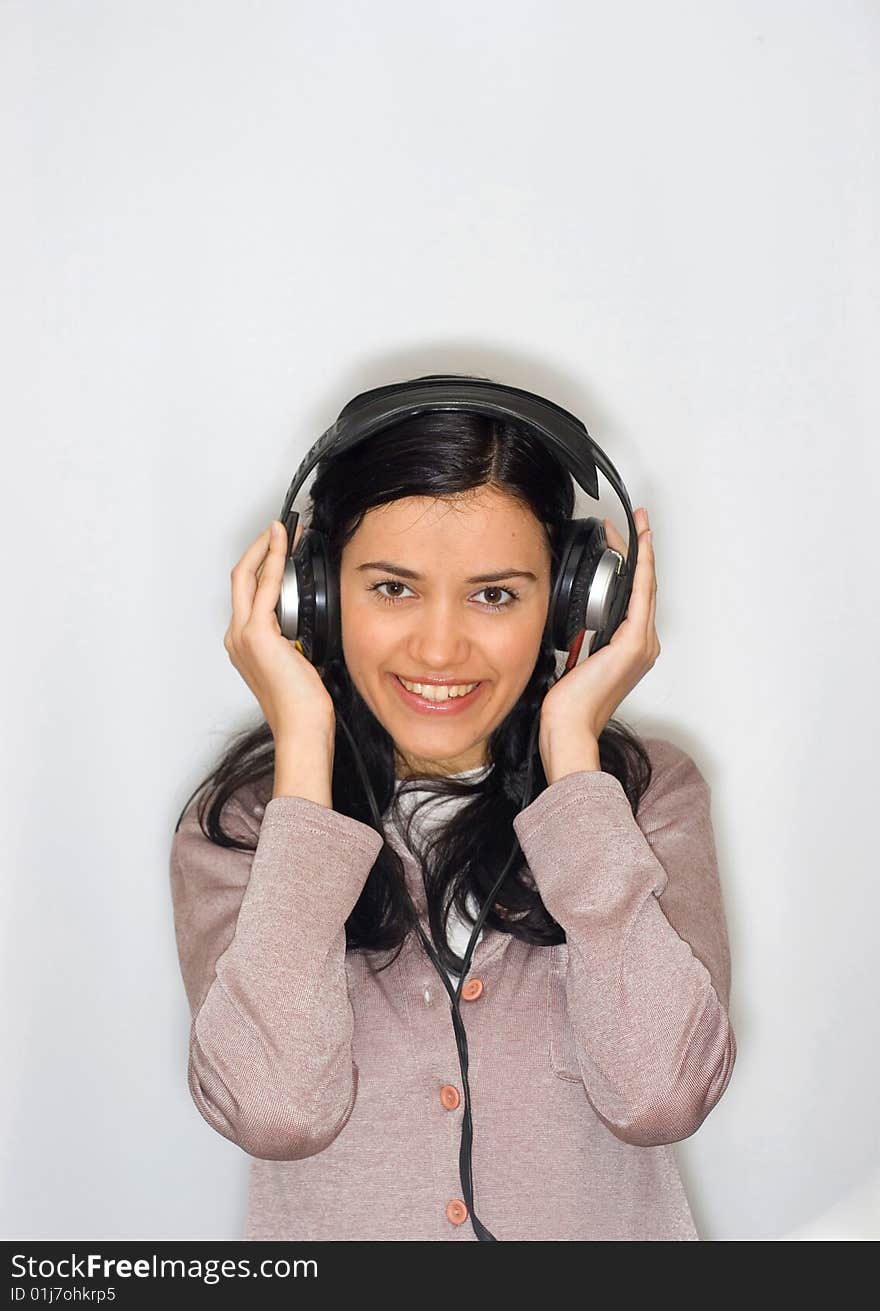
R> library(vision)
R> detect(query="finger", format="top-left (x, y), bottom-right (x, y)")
top-left (251, 521), bottom-right (289, 616)
top-left (255, 516), bottom-right (304, 584)
top-left (641, 523), bottom-right (658, 641)
top-left (626, 511), bottom-right (654, 636)
top-left (230, 526), bottom-right (272, 633)
top-left (234, 525), bottom-right (273, 577)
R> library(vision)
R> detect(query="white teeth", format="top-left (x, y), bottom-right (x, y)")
top-left (398, 677), bottom-right (479, 701)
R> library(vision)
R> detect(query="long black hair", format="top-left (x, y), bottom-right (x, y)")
top-left (173, 376), bottom-right (654, 974)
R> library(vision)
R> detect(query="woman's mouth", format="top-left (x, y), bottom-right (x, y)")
top-left (388, 673), bottom-right (486, 715)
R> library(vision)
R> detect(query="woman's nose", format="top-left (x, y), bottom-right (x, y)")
top-left (406, 604), bottom-right (471, 664)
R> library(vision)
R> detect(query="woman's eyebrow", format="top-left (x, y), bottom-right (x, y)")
top-left (355, 560), bottom-right (538, 584)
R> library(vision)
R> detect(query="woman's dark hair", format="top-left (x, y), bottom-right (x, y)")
top-left (173, 374), bottom-right (654, 974)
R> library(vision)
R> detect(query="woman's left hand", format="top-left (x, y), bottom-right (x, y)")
top-left (539, 507), bottom-right (659, 743)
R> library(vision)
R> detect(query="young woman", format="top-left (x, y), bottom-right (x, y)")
top-left (169, 399), bottom-right (736, 1242)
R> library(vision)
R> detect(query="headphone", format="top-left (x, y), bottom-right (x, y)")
top-left (273, 375), bottom-right (638, 1241)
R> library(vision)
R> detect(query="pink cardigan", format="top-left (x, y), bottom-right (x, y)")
top-left (169, 735), bottom-right (736, 1241)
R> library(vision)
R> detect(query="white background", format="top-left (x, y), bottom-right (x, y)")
top-left (3, 0), bottom-right (878, 1241)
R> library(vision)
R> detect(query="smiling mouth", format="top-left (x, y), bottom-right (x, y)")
top-left (389, 672), bottom-right (487, 712)
top-left (394, 675), bottom-right (482, 701)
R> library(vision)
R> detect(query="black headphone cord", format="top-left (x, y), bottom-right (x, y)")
top-left (332, 701), bottom-right (544, 1242)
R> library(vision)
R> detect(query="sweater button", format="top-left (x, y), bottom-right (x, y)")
top-left (440, 1084), bottom-right (460, 1110)
top-left (446, 1199), bottom-right (468, 1225)
top-left (461, 977), bottom-right (483, 1000)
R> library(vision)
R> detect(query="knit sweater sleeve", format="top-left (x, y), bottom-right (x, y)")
top-left (511, 736), bottom-right (737, 1147)
top-left (169, 789), bottom-right (385, 1161)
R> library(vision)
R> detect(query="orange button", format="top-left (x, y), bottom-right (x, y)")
top-left (446, 1199), bottom-right (468, 1225)
top-left (461, 977), bottom-right (483, 1001)
top-left (440, 1084), bottom-right (460, 1110)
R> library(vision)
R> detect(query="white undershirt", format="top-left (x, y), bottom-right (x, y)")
top-left (387, 764), bottom-right (491, 984)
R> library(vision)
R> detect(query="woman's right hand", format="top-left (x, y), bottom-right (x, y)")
top-left (224, 518), bottom-right (336, 740)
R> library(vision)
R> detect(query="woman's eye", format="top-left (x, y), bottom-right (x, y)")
top-left (473, 586), bottom-right (519, 610)
top-left (371, 580), bottom-right (412, 603)
top-left (367, 580), bottom-right (520, 612)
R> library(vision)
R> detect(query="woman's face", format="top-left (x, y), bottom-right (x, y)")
top-left (339, 486), bottom-right (553, 779)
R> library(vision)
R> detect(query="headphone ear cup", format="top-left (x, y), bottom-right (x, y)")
top-left (295, 535), bottom-right (319, 663)
top-left (316, 542), bottom-right (342, 666)
top-left (276, 528), bottom-right (341, 667)
top-left (546, 518), bottom-right (625, 653)
top-left (563, 544), bottom-right (600, 649)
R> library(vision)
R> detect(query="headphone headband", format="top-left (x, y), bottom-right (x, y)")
top-left (279, 375), bottom-right (637, 586)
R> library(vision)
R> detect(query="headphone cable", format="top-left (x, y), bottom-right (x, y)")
top-left (333, 699), bottom-right (544, 1241)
